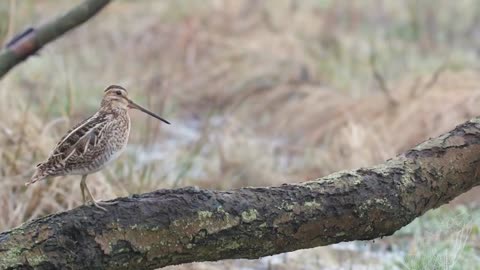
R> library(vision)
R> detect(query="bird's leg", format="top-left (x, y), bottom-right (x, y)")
top-left (80, 175), bottom-right (87, 204)
top-left (81, 175), bottom-right (107, 211)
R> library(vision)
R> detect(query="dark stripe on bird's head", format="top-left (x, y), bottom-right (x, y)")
top-left (104, 85), bottom-right (127, 92)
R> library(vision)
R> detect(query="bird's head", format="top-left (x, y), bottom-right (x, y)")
top-left (101, 85), bottom-right (170, 124)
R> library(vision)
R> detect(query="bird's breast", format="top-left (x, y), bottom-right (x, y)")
top-left (103, 114), bottom-right (130, 163)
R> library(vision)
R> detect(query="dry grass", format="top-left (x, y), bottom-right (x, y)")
top-left (0, 0), bottom-right (480, 268)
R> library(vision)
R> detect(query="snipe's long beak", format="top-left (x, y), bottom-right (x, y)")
top-left (127, 99), bottom-right (170, 124)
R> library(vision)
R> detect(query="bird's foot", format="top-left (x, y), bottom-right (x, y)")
top-left (92, 202), bottom-right (107, 211)
top-left (85, 200), bottom-right (107, 211)
top-left (85, 199), bottom-right (118, 211)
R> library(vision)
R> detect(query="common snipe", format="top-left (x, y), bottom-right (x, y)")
top-left (27, 85), bottom-right (170, 210)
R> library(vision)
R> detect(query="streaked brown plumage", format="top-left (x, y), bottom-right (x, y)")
top-left (27, 85), bottom-right (170, 210)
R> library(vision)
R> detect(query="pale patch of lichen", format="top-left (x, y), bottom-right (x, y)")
top-left (304, 200), bottom-right (321, 208)
top-left (241, 209), bottom-right (258, 223)
top-left (0, 247), bottom-right (23, 268)
top-left (0, 224), bottom-right (52, 268)
top-left (223, 240), bottom-right (240, 250)
top-left (95, 207), bottom-right (241, 262)
top-left (197, 211), bottom-right (213, 220)
top-left (194, 209), bottom-right (240, 234)
top-left (27, 251), bottom-right (48, 266)
top-left (0, 246), bottom-right (47, 269)
top-left (357, 198), bottom-right (393, 218)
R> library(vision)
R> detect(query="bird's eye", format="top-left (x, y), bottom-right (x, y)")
top-left (116, 91), bottom-right (122, 96)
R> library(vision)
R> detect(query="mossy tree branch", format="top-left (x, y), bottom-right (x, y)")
top-left (2, 117), bottom-right (480, 269)
top-left (0, 0), bottom-right (111, 78)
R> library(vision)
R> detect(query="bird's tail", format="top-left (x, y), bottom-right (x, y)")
top-left (26, 163), bottom-right (50, 186)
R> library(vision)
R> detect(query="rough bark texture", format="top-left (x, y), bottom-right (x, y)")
top-left (0, 0), bottom-right (111, 78)
top-left (1, 117), bottom-right (480, 269)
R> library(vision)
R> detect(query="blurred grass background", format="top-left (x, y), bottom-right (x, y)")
top-left (0, 0), bottom-right (480, 269)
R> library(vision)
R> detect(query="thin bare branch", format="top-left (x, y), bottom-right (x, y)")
top-left (0, 0), bottom-right (111, 79)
